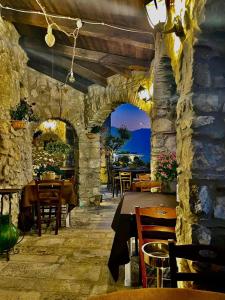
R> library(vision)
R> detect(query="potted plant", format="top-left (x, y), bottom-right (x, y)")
top-left (34, 164), bottom-right (64, 179)
top-left (86, 125), bottom-right (103, 139)
top-left (155, 152), bottom-right (178, 193)
top-left (45, 140), bottom-right (71, 155)
top-left (10, 99), bottom-right (39, 129)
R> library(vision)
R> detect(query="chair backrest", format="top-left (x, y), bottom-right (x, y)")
top-left (35, 180), bottom-right (64, 204)
top-left (135, 206), bottom-right (176, 287)
top-left (168, 240), bottom-right (225, 291)
top-left (139, 181), bottom-right (161, 192)
top-left (136, 206), bottom-right (176, 246)
top-left (137, 173), bottom-right (151, 180)
top-left (119, 172), bottom-right (132, 195)
top-left (119, 172), bottom-right (131, 180)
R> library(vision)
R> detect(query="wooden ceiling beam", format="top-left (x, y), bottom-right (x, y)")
top-left (2, 8), bottom-right (154, 50)
top-left (28, 58), bottom-right (89, 94)
top-left (20, 38), bottom-right (151, 70)
top-left (26, 47), bottom-right (107, 87)
top-left (104, 65), bottom-right (132, 78)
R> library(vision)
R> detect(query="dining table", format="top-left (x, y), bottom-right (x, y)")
top-left (19, 180), bottom-right (78, 231)
top-left (108, 191), bottom-right (177, 286)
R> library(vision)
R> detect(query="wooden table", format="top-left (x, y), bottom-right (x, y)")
top-left (108, 192), bottom-right (177, 286)
top-left (22, 180), bottom-right (77, 208)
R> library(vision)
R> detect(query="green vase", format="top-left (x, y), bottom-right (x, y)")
top-left (0, 215), bottom-right (19, 253)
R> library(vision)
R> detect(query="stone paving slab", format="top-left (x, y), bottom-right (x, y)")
top-left (0, 198), bottom-right (127, 299)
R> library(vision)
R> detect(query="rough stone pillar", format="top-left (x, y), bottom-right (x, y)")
top-left (79, 132), bottom-right (101, 206)
top-left (176, 0), bottom-right (225, 250)
top-left (151, 34), bottom-right (177, 179)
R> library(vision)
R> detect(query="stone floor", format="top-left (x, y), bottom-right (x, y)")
top-left (0, 197), bottom-right (128, 300)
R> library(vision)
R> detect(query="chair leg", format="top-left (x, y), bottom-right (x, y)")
top-left (139, 252), bottom-right (148, 288)
top-left (112, 179), bottom-right (115, 198)
top-left (37, 203), bottom-right (41, 237)
top-left (59, 205), bottom-right (62, 228)
top-left (55, 204), bottom-right (60, 235)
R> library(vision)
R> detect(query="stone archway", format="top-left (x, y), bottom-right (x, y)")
top-left (85, 73), bottom-right (152, 130)
top-left (81, 73), bottom-right (153, 201)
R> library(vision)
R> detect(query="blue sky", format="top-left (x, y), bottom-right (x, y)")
top-left (111, 104), bottom-right (150, 131)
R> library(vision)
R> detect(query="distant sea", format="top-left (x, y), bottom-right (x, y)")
top-left (111, 127), bottom-right (151, 163)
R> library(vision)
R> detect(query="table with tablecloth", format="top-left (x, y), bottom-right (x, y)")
top-left (19, 180), bottom-right (78, 231)
top-left (108, 192), bottom-right (176, 282)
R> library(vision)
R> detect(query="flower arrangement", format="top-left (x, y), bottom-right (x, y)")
top-left (10, 99), bottom-right (39, 121)
top-left (32, 148), bottom-right (64, 178)
top-left (155, 152), bottom-right (177, 182)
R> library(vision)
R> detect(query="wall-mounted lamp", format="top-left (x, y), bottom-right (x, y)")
top-left (138, 86), bottom-right (151, 102)
top-left (144, 0), bottom-right (184, 37)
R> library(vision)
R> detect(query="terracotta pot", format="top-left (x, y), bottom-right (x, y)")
top-left (11, 120), bottom-right (26, 130)
top-left (41, 171), bottom-right (56, 180)
top-left (86, 133), bottom-right (96, 139)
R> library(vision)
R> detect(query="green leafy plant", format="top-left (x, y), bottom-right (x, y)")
top-left (10, 99), bottom-right (39, 121)
top-left (90, 125), bottom-right (102, 133)
top-left (130, 156), bottom-right (145, 167)
top-left (45, 140), bottom-right (71, 155)
top-left (155, 152), bottom-right (177, 182)
top-left (34, 164), bottom-right (64, 178)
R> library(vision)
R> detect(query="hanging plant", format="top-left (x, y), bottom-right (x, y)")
top-left (10, 99), bottom-right (39, 129)
top-left (10, 99), bottom-right (39, 121)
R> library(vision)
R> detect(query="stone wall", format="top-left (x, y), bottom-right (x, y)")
top-left (165, 0), bottom-right (225, 282)
top-left (175, 0), bottom-right (225, 245)
top-left (0, 19), bottom-right (32, 224)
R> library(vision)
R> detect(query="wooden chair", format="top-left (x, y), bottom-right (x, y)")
top-left (112, 171), bottom-right (120, 197)
top-left (119, 172), bottom-right (132, 196)
top-left (135, 206), bottom-right (176, 288)
top-left (140, 181), bottom-right (161, 192)
top-left (168, 240), bottom-right (225, 292)
top-left (137, 173), bottom-right (151, 180)
top-left (35, 180), bottom-right (64, 236)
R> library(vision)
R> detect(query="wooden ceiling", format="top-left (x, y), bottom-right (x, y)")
top-left (1, 0), bottom-right (155, 93)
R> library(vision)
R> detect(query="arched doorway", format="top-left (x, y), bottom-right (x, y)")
top-left (32, 119), bottom-right (79, 202)
top-left (100, 103), bottom-right (151, 189)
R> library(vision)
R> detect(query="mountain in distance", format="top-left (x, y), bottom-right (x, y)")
top-left (110, 127), bottom-right (151, 163)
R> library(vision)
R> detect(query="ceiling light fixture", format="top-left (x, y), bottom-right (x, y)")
top-left (45, 24), bottom-right (55, 47)
top-left (144, 0), bottom-right (184, 37)
top-left (66, 19), bottom-right (82, 84)
top-left (68, 70), bottom-right (75, 83)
